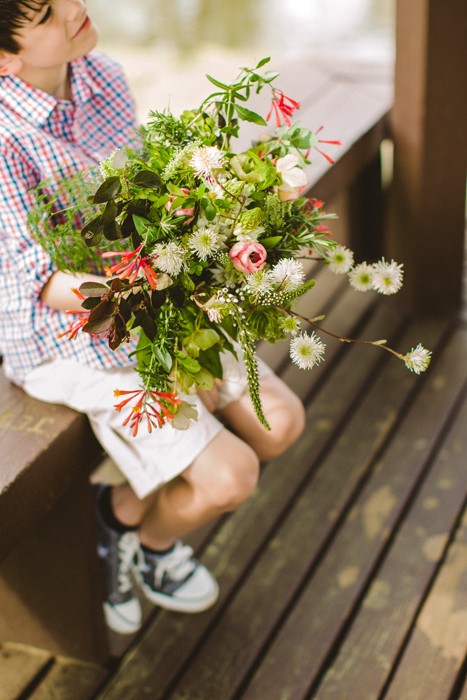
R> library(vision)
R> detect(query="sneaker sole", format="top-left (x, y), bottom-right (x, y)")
top-left (136, 575), bottom-right (219, 614)
top-left (103, 601), bottom-right (142, 635)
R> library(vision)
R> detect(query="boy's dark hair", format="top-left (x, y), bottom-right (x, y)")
top-left (0, 0), bottom-right (47, 53)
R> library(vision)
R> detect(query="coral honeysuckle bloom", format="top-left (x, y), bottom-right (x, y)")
top-left (312, 126), bottom-right (342, 164)
top-left (102, 244), bottom-right (158, 289)
top-left (113, 388), bottom-right (183, 436)
top-left (266, 89), bottom-right (300, 127)
top-left (57, 310), bottom-right (90, 340)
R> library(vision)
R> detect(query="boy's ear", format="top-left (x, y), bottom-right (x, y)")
top-left (0, 52), bottom-right (23, 77)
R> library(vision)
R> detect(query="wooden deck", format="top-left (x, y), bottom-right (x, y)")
top-left (1, 265), bottom-right (466, 700)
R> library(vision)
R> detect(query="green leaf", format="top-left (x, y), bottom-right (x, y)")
top-left (206, 74), bottom-right (230, 90)
top-left (192, 367), bottom-right (215, 390)
top-left (198, 346), bottom-right (223, 379)
top-left (79, 281), bottom-right (109, 297)
top-left (205, 203), bottom-right (217, 221)
top-left (192, 328), bottom-right (219, 350)
top-left (93, 176), bottom-right (121, 204)
top-left (101, 199), bottom-right (119, 224)
top-left (141, 314), bottom-right (157, 341)
top-left (260, 235), bottom-right (283, 249)
top-left (235, 104), bottom-right (267, 126)
top-left (133, 170), bottom-right (162, 188)
top-left (153, 346), bottom-right (173, 372)
top-left (132, 215), bottom-right (153, 237)
top-left (103, 220), bottom-right (123, 241)
top-left (176, 353), bottom-right (201, 374)
top-left (255, 57), bottom-right (270, 69)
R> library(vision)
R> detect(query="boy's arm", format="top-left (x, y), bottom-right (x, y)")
top-left (40, 270), bottom-right (106, 311)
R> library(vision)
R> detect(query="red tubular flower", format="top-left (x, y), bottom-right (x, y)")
top-left (57, 310), bottom-right (90, 340)
top-left (113, 388), bottom-right (182, 436)
top-left (313, 126), bottom-right (342, 164)
top-left (266, 89), bottom-right (300, 127)
top-left (102, 244), bottom-right (158, 290)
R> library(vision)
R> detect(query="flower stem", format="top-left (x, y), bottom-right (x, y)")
top-left (287, 309), bottom-right (405, 361)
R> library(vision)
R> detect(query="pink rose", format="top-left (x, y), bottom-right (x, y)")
top-left (229, 241), bottom-right (267, 274)
top-left (164, 187), bottom-right (196, 223)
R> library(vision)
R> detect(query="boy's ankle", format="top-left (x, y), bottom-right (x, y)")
top-left (96, 484), bottom-right (137, 534)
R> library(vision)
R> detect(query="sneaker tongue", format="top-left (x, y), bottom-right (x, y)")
top-left (160, 545), bottom-right (196, 582)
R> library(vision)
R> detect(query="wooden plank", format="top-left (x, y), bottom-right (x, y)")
top-left (388, 0), bottom-right (467, 309)
top-left (459, 673), bottom-right (467, 700)
top-left (27, 657), bottom-right (108, 700)
top-left (0, 376), bottom-right (102, 562)
top-left (307, 390), bottom-right (467, 697)
top-left (383, 504), bottom-right (467, 700)
top-left (0, 643), bottom-right (51, 700)
top-left (96, 298), bottom-right (408, 699)
top-left (174, 322), bottom-right (464, 700)
top-left (0, 480), bottom-right (109, 663)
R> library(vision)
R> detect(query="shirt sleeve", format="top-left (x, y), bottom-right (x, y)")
top-left (0, 141), bottom-right (56, 302)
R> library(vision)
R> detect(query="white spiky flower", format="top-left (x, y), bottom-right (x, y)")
top-left (269, 258), bottom-right (305, 292)
top-left (188, 226), bottom-right (222, 260)
top-left (152, 242), bottom-right (186, 276)
top-left (190, 146), bottom-right (225, 179)
top-left (281, 316), bottom-right (301, 335)
top-left (404, 344), bottom-right (432, 374)
top-left (290, 331), bottom-right (326, 369)
top-left (372, 258), bottom-right (404, 295)
top-left (348, 262), bottom-right (375, 292)
top-left (326, 244), bottom-right (355, 274)
top-left (244, 270), bottom-right (275, 298)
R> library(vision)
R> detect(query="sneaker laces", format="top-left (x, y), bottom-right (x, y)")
top-left (145, 542), bottom-right (196, 588)
top-left (116, 532), bottom-right (140, 594)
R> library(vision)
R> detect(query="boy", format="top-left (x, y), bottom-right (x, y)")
top-left (0, 0), bottom-right (305, 634)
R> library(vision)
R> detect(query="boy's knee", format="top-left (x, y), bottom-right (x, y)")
top-left (207, 446), bottom-right (260, 511)
top-left (262, 394), bottom-right (305, 460)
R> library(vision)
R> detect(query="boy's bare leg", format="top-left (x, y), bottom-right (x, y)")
top-left (112, 428), bottom-right (259, 550)
top-left (218, 374), bottom-right (305, 461)
top-left (111, 375), bottom-right (304, 549)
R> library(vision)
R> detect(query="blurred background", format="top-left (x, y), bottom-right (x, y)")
top-left (87, 0), bottom-right (395, 122)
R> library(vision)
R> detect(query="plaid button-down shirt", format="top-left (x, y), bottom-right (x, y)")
top-left (0, 51), bottom-right (138, 384)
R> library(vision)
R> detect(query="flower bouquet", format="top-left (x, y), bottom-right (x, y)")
top-left (31, 57), bottom-right (431, 435)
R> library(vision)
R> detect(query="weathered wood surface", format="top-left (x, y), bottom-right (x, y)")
top-left (1, 293), bottom-right (465, 700)
top-left (1, 46), bottom-right (466, 700)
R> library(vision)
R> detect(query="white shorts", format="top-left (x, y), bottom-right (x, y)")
top-left (23, 352), bottom-right (272, 498)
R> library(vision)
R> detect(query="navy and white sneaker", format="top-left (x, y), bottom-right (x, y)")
top-left (94, 487), bottom-right (143, 634)
top-left (135, 541), bottom-right (219, 613)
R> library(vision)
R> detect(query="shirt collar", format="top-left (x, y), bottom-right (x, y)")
top-left (0, 55), bottom-right (102, 126)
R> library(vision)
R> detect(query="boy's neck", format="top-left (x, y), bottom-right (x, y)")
top-left (18, 63), bottom-right (71, 101)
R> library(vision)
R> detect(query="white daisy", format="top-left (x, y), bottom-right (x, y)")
top-left (404, 344), bottom-right (432, 374)
top-left (372, 258), bottom-right (404, 295)
top-left (269, 258), bottom-right (305, 292)
top-left (326, 245), bottom-right (355, 275)
top-left (290, 331), bottom-right (326, 369)
top-left (348, 262), bottom-right (375, 292)
top-left (188, 226), bottom-right (222, 260)
top-left (190, 146), bottom-right (225, 179)
top-left (152, 242), bottom-right (186, 276)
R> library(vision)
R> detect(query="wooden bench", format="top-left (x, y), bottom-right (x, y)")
top-left (0, 369), bottom-right (109, 663)
top-left (0, 54), bottom-right (393, 676)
